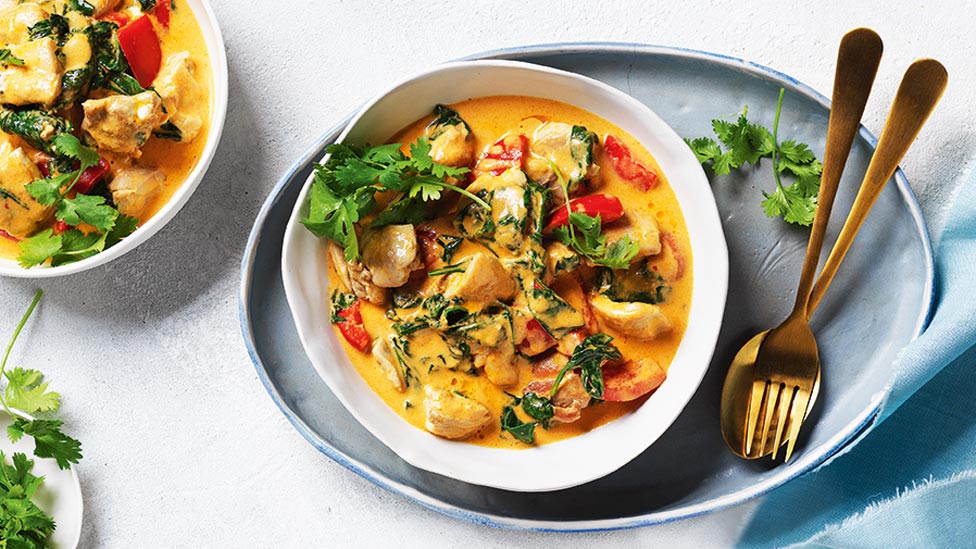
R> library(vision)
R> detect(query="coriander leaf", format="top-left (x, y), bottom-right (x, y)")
top-left (0, 451), bottom-right (56, 548)
top-left (104, 213), bottom-right (139, 248)
top-left (728, 112), bottom-right (764, 166)
top-left (51, 133), bottom-right (99, 171)
top-left (4, 369), bottom-right (60, 414)
top-left (9, 418), bottom-right (82, 470)
top-left (685, 136), bottom-right (723, 164)
top-left (408, 181), bottom-right (443, 202)
top-left (748, 123), bottom-right (776, 157)
top-left (762, 183), bottom-right (816, 226)
top-left (601, 237), bottom-right (640, 270)
top-left (24, 172), bottom-right (74, 207)
top-left (49, 229), bottom-right (107, 267)
top-left (500, 405), bottom-right (537, 444)
top-left (302, 137), bottom-right (481, 260)
top-left (16, 230), bottom-right (63, 268)
top-left (552, 212), bottom-right (638, 269)
top-left (56, 193), bottom-right (118, 232)
top-left (793, 173), bottom-right (821, 198)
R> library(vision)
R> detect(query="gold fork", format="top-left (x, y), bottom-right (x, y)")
top-left (745, 58), bottom-right (948, 463)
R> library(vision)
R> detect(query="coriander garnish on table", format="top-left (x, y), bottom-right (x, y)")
top-left (0, 289), bottom-right (83, 548)
top-left (686, 88), bottom-right (825, 226)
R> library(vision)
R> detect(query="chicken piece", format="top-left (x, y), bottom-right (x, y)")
top-left (371, 334), bottom-right (405, 392)
top-left (479, 345), bottom-right (519, 387)
top-left (327, 241), bottom-right (388, 305)
top-left (444, 252), bottom-right (516, 303)
top-left (424, 104), bottom-right (474, 168)
top-left (360, 224), bottom-right (422, 288)
top-left (463, 169), bottom-right (530, 254)
top-left (556, 328), bottom-right (587, 356)
top-left (523, 372), bottom-right (591, 424)
top-left (423, 385), bottom-right (491, 440)
top-left (0, 4), bottom-right (48, 44)
top-left (0, 6), bottom-right (63, 108)
top-left (531, 351), bottom-right (568, 377)
top-left (427, 123), bottom-right (473, 168)
top-left (87, 0), bottom-right (122, 17)
top-left (0, 142), bottom-right (52, 238)
top-left (463, 310), bottom-right (519, 386)
top-left (602, 210), bottom-right (661, 260)
top-left (108, 165), bottom-right (164, 219)
top-left (590, 294), bottom-right (672, 340)
top-left (525, 281), bottom-right (585, 340)
top-left (82, 92), bottom-right (168, 156)
top-left (152, 51), bottom-right (205, 143)
top-left (524, 122), bottom-right (600, 205)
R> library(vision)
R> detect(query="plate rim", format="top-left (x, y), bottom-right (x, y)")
top-left (238, 41), bottom-right (935, 532)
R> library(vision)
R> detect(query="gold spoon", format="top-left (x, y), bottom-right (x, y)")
top-left (721, 56), bottom-right (948, 460)
top-left (720, 28), bottom-right (884, 458)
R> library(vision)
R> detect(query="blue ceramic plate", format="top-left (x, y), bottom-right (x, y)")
top-left (239, 43), bottom-right (933, 530)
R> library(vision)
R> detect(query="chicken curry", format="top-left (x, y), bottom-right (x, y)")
top-left (303, 96), bottom-right (692, 448)
top-left (0, 0), bottom-right (211, 267)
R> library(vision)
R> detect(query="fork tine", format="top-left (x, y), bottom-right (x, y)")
top-left (783, 389), bottom-right (812, 463)
top-left (745, 380), bottom-right (768, 455)
top-left (771, 385), bottom-right (796, 460)
top-left (758, 383), bottom-right (781, 457)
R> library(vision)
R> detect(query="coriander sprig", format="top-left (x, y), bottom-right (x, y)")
top-left (0, 290), bottom-right (83, 548)
top-left (18, 134), bottom-right (139, 268)
top-left (0, 290), bottom-right (83, 471)
top-left (548, 162), bottom-right (638, 269)
top-left (686, 88), bottom-right (823, 226)
top-left (303, 137), bottom-right (489, 261)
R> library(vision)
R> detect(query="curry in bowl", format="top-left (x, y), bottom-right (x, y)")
top-left (302, 96), bottom-right (692, 448)
top-left (0, 0), bottom-right (211, 268)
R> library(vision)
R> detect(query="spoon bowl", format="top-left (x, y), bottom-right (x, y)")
top-left (720, 330), bottom-right (821, 458)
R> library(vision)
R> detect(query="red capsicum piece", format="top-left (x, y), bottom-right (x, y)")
top-left (604, 134), bottom-right (658, 191)
top-left (53, 220), bottom-right (73, 235)
top-left (153, 0), bottom-right (171, 28)
top-left (479, 134), bottom-right (528, 176)
top-left (118, 16), bottom-right (162, 88)
top-left (544, 194), bottom-right (625, 234)
top-left (336, 299), bottom-right (371, 352)
top-left (518, 318), bottom-right (557, 357)
top-left (74, 157), bottom-right (110, 195)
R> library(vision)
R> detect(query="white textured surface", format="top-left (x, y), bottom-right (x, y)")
top-left (0, 1), bottom-right (973, 546)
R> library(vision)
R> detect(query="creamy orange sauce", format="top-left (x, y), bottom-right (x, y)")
top-left (134, 0), bottom-right (212, 219)
top-left (330, 96), bottom-right (693, 449)
top-left (0, 0), bottom-right (212, 261)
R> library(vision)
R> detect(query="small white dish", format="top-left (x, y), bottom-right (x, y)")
top-left (0, 412), bottom-right (83, 548)
top-left (0, 0), bottom-right (229, 278)
top-left (280, 60), bottom-right (728, 492)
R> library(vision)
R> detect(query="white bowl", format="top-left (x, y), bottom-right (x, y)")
top-left (281, 60), bottom-right (728, 492)
top-left (0, 0), bottom-right (229, 278)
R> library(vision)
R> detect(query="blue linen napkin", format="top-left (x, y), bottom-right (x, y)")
top-left (739, 168), bottom-right (976, 547)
